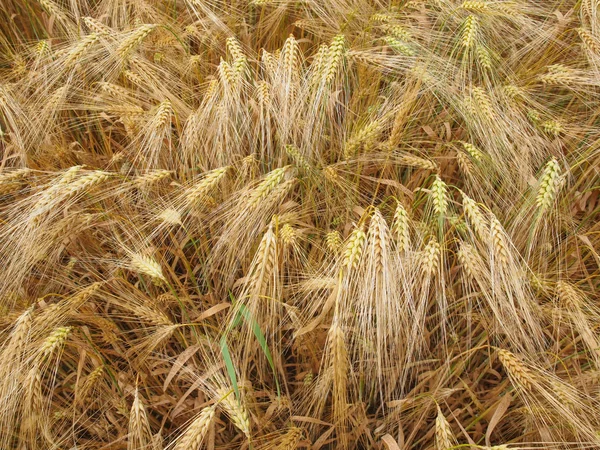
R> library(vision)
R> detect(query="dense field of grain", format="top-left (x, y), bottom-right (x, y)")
top-left (1, 0), bottom-right (600, 448)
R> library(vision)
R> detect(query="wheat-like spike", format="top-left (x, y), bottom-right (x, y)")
top-left (462, 15), bottom-right (479, 48)
top-left (251, 223), bottom-right (277, 293)
top-left (158, 208), bottom-right (182, 225)
top-left (393, 202), bottom-right (410, 252)
top-left (326, 231), bottom-right (342, 253)
top-left (461, 1), bottom-right (488, 11)
top-left (6, 306), bottom-right (34, 359)
top-left (256, 80), bottom-right (271, 106)
top-left (456, 151), bottom-right (473, 176)
top-left (98, 81), bottom-right (135, 100)
top-left (280, 223), bottom-right (297, 247)
top-left (489, 215), bottom-right (509, 267)
top-left (186, 166), bottom-right (229, 205)
top-left (133, 170), bottom-right (172, 187)
top-left (40, 326), bottom-right (72, 358)
top-left (174, 406), bottom-right (215, 450)
top-left (37, 0), bottom-right (61, 16)
top-left (65, 33), bottom-right (102, 67)
top-left (324, 34), bottom-right (346, 84)
top-left (462, 195), bottom-right (488, 239)
top-left (458, 242), bottom-right (479, 279)
top-left (328, 321), bottom-right (348, 429)
top-left (541, 119), bottom-right (563, 136)
top-left (497, 349), bottom-right (536, 390)
top-left (431, 176), bottom-right (448, 216)
top-left (281, 34), bottom-right (299, 76)
top-left (131, 254), bottom-right (167, 283)
top-left (400, 154), bottom-right (437, 170)
top-left (371, 13), bottom-right (394, 22)
top-left (285, 145), bottom-right (310, 171)
top-left (261, 49), bottom-right (277, 73)
top-left (577, 28), bottom-right (600, 53)
top-left (128, 388), bottom-right (152, 450)
top-left (0, 168), bottom-right (31, 194)
top-left (22, 366), bottom-right (44, 438)
top-left (555, 280), bottom-right (582, 309)
top-left (124, 70), bottom-right (144, 86)
top-left (527, 109), bottom-right (540, 124)
top-left (477, 46), bottom-right (492, 70)
top-left (382, 24), bottom-right (410, 40)
top-left (232, 54), bottom-right (247, 78)
top-left (277, 426), bottom-right (303, 450)
top-left (435, 406), bottom-right (456, 450)
top-left (368, 209), bottom-right (388, 273)
top-left (342, 226), bottom-right (366, 271)
top-left (82, 16), bottom-right (111, 34)
top-left (472, 86), bottom-right (494, 120)
top-left (77, 366), bottom-right (104, 404)
top-left (68, 282), bottom-right (102, 310)
top-left (226, 37), bottom-right (244, 61)
top-left (344, 120), bottom-right (382, 158)
top-left (217, 390), bottom-right (251, 438)
top-left (133, 303), bottom-right (172, 326)
top-left (34, 39), bottom-right (50, 56)
top-left (218, 58), bottom-right (236, 86)
top-left (63, 171), bottom-right (111, 198)
top-left (153, 100), bottom-right (172, 129)
top-left (503, 84), bottom-right (523, 100)
top-left (460, 141), bottom-right (483, 161)
top-left (539, 64), bottom-right (577, 85)
top-left (248, 166), bottom-right (290, 207)
top-left (421, 238), bottom-right (441, 276)
top-left (118, 24), bottom-right (157, 59)
top-left (384, 36), bottom-right (416, 56)
top-left (312, 44), bottom-right (329, 78)
top-left (535, 158), bottom-right (561, 211)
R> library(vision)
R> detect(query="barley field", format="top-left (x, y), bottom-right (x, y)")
top-left (1, 0), bottom-right (600, 449)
